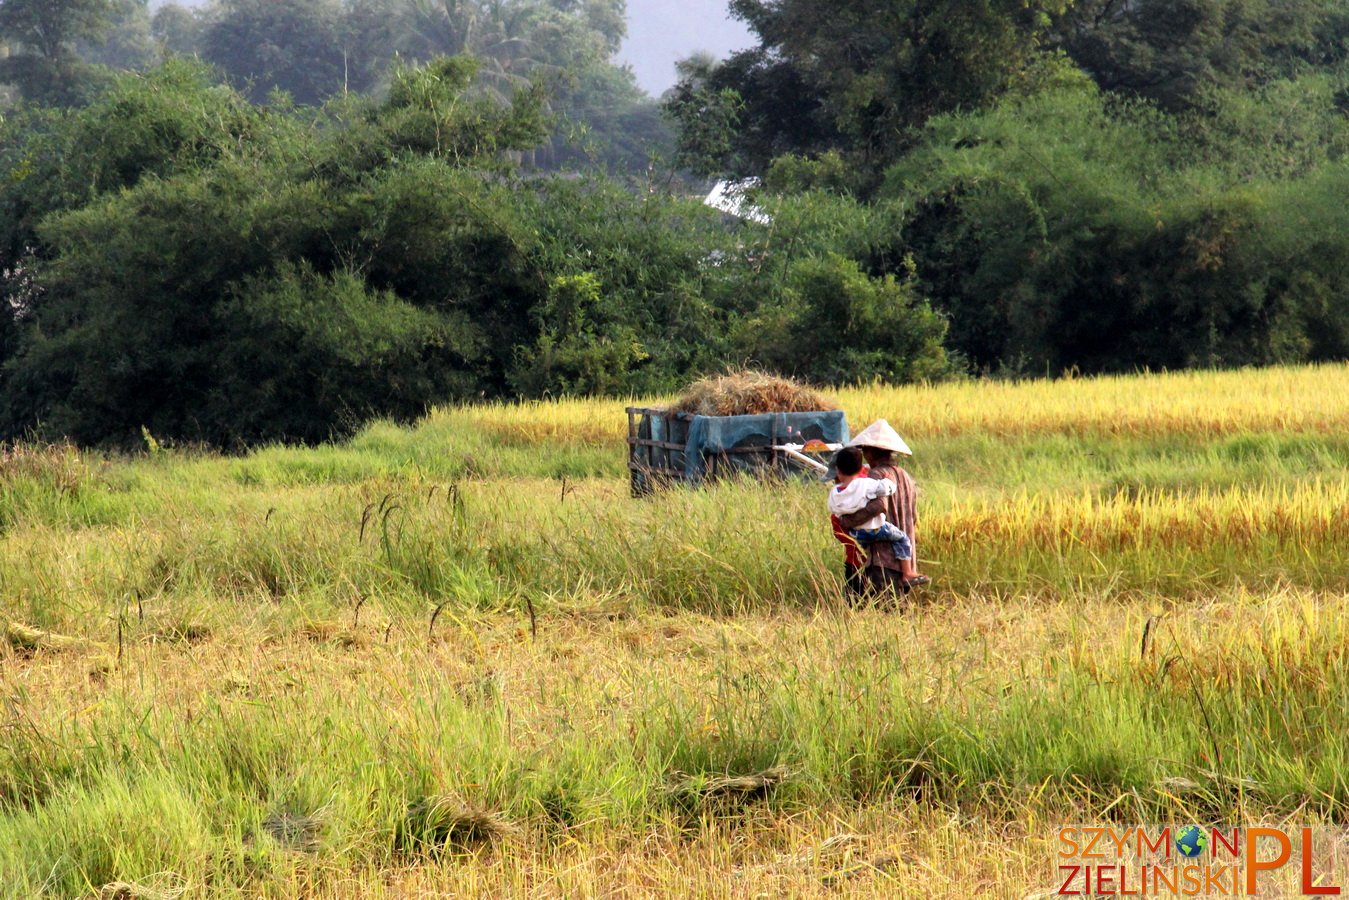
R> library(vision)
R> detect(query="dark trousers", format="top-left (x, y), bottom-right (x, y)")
top-left (844, 564), bottom-right (909, 607)
top-left (844, 563), bottom-right (867, 601)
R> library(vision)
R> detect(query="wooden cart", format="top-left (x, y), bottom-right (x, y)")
top-left (626, 406), bottom-right (848, 496)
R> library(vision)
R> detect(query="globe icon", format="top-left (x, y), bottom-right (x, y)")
top-left (1176, 825), bottom-right (1208, 859)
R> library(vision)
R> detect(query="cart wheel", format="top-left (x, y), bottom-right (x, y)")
top-left (630, 466), bottom-right (653, 498)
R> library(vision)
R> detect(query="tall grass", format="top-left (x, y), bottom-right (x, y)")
top-left (3, 364), bottom-right (1349, 895)
top-left (2, 595), bottom-right (1349, 896)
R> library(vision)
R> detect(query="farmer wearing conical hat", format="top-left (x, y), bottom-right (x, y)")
top-left (835, 419), bottom-right (929, 599)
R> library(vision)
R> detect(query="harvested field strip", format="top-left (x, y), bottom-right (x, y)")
top-left (2, 597), bottom-right (1349, 897)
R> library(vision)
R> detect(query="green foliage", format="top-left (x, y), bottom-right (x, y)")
top-left (0, 59), bottom-right (275, 258)
top-left (0, 0), bottom-right (115, 60)
top-left (13, 0), bottom-right (1349, 441)
top-left (1182, 71), bottom-right (1349, 179)
top-left (202, 0), bottom-right (353, 105)
top-left (0, 58), bottom-right (554, 445)
top-left (7, 57), bottom-right (944, 445)
top-left (544, 62), bottom-right (669, 173)
top-left (886, 80), bottom-right (1349, 374)
top-left (763, 150), bottom-right (855, 196)
top-left (661, 54), bottom-right (745, 178)
top-left (149, 2), bottom-right (206, 58)
top-left (672, 0), bottom-right (1071, 181)
top-left (4, 163), bottom-right (266, 443)
top-left (211, 262), bottom-right (480, 444)
top-left (514, 177), bottom-right (737, 393)
top-left (510, 272), bottom-right (648, 396)
top-left (56, 0), bottom-right (662, 174)
top-left (0, 55), bottom-right (115, 108)
top-left (740, 253), bottom-right (949, 385)
top-left (75, 0), bottom-right (155, 71)
top-left (0, 0), bottom-right (118, 104)
top-left (304, 56), bottom-right (551, 183)
top-left (670, 47), bottom-right (840, 179)
top-left (1051, 0), bottom-right (1349, 111)
top-left (378, 55), bottom-right (550, 159)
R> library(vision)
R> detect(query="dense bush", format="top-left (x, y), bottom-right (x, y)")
top-left (883, 81), bottom-right (1349, 375)
top-left (0, 58), bottom-right (950, 446)
top-left (0, 59), bottom-right (550, 445)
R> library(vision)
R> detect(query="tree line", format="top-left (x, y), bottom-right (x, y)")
top-left (0, 0), bottom-right (664, 170)
top-left (2, 0), bottom-right (1349, 446)
top-left (669, 0), bottom-right (1349, 374)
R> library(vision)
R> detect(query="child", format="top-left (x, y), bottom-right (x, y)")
top-left (828, 446), bottom-right (926, 585)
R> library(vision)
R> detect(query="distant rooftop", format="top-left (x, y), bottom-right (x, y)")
top-left (703, 178), bottom-right (770, 225)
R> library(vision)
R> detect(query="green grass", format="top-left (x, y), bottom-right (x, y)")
top-left (3, 597), bottom-right (1348, 896)
top-left (3, 372), bottom-right (1349, 896)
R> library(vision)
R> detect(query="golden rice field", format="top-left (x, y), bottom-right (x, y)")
top-left (449, 362), bottom-right (1349, 442)
top-left (3, 365), bottom-right (1349, 898)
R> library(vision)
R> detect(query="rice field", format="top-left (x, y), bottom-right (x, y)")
top-left (3, 365), bottom-right (1349, 897)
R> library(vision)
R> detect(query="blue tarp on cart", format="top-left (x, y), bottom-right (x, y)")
top-left (681, 410), bottom-right (849, 482)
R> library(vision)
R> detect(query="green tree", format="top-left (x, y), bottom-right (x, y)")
top-left (548, 0), bottom-right (625, 55)
top-left (736, 253), bottom-right (949, 385)
top-left (399, 0), bottom-right (565, 101)
top-left (661, 53), bottom-right (744, 177)
top-left (0, 47), bottom-right (975, 448)
top-left (669, 0), bottom-right (1071, 182)
top-left (210, 262), bottom-right (480, 443)
top-left (1051, 0), bottom-right (1344, 110)
top-left (541, 58), bottom-right (668, 172)
top-left (311, 55), bottom-right (549, 178)
top-left (0, 57), bottom-right (552, 445)
top-left (0, 0), bottom-right (114, 60)
top-left (885, 78), bottom-right (1349, 375)
top-left (0, 60), bottom-right (272, 266)
top-left (510, 271), bottom-right (648, 395)
top-left (149, 2), bottom-right (206, 58)
top-left (515, 175), bottom-right (738, 393)
top-left (1183, 71), bottom-right (1349, 180)
top-left (76, 0), bottom-right (154, 71)
top-left (202, 0), bottom-right (352, 104)
top-left (0, 0), bottom-right (117, 103)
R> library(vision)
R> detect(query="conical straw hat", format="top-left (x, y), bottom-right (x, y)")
top-left (847, 419), bottom-right (912, 456)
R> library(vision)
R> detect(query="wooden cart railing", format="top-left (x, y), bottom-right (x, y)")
top-left (626, 406), bottom-right (841, 496)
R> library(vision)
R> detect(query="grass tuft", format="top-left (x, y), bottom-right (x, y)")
top-left (401, 796), bottom-right (523, 852)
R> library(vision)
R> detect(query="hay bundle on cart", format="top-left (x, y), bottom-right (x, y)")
top-left (627, 371), bottom-right (849, 496)
top-left (669, 370), bottom-right (836, 416)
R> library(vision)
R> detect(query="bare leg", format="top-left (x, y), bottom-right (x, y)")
top-left (897, 542), bottom-right (929, 586)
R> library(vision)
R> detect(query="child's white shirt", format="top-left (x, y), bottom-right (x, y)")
top-left (827, 477), bottom-right (895, 530)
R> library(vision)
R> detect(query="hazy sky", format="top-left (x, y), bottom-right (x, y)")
top-left (148, 0), bottom-right (753, 97)
top-left (617, 0), bottom-right (753, 96)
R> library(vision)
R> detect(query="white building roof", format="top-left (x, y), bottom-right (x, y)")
top-left (703, 178), bottom-right (771, 225)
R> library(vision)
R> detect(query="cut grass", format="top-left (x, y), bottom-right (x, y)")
top-left (2, 597), bottom-right (1349, 896)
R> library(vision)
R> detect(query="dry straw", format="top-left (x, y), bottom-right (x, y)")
top-left (403, 796), bottom-right (522, 848)
top-left (669, 369), bottom-right (837, 416)
top-left (97, 876), bottom-right (187, 900)
top-left (669, 765), bottom-right (795, 804)
top-left (5, 621), bottom-right (101, 654)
